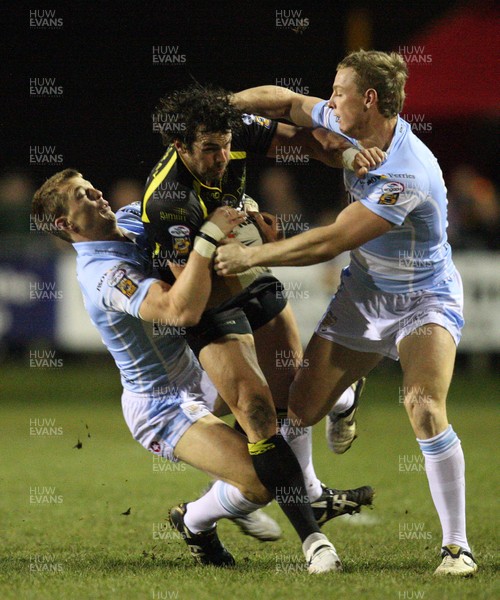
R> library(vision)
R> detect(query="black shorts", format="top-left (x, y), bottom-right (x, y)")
top-left (186, 275), bottom-right (287, 356)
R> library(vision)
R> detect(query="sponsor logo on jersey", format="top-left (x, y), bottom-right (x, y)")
top-left (169, 225), bottom-right (191, 255)
top-left (173, 237), bottom-right (191, 255)
top-left (107, 268), bottom-right (127, 287)
top-left (241, 114), bottom-right (272, 129)
top-left (366, 175), bottom-right (382, 186)
top-left (242, 113), bottom-right (254, 125)
top-left (160, 208), bottom-right (188, 221)
top-left (378, 193), bottom-right (400, 205)
top-left (382, 181), bottom-right (405, 194)
top-left (107, 267), bottom-right (138, 297)
top-left (168, 225), bottom-right (190, 237)
top-left (115, 276), bottom-right (138, 298)
top-left (96, 274), bottom-right (106, 292)
top-left (255, 116), bottom-right (272, 129)
top-left (386, 173), bottom-right (415, 179)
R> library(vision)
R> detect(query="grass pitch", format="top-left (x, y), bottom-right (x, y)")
top-left (0, 359), bottom-right (498, 599)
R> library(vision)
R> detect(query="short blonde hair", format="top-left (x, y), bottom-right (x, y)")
top-left (31, 169), bottom-right (80, 242)
top-left (338, 50), bottom-right (408, 118)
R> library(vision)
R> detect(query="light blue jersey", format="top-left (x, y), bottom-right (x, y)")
top-left (312, 101), bottom-right (456, 293)
top-left (115, 201), bottom-right (147, 241)
top-left (74, 203), bottom-right (203, 395)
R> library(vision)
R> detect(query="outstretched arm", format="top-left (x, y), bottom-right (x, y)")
top-left (232, 86), bottom-right (321, 127)
top-left (214, 202), bottom-right (393, 272)
top-left (267, 123), bottom-right (385, 177)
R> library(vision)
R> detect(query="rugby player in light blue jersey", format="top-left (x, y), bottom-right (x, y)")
top-left (31, 169), bottom-right (372, 574)
top-left (217, 49), bottom-right (476, 577)
top-left (31, 168), bottom-right (275, 568)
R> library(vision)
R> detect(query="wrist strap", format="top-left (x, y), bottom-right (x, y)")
top-left (342, 147), bottom-right (359, 170)
top-left (196, 230), bottom-right (218, 246)
top-left (193, 236), bottom-right (216, 259)
top-left (200, 220), bottom-right (225, 242)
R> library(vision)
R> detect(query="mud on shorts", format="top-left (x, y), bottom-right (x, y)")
top-left (315, 266), bottom-right (464, 360)
top-left (186, 274), bottom-right (288, 357)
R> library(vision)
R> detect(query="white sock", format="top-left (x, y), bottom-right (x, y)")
top-left (280, 419), bottom-right (323, 502)
top-left (329, 386), bottom-right (354, 415)
top-left (417, 425), bottom-right (470, 551)
top-left (184, 480), bottom-right (265, 533)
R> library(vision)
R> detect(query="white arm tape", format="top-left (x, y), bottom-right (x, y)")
top-left (342, 147), bottom-right (359, 171)
top-left (193, 236), bottom-right (216, 259)
top-left (199, 220), bottom-right (226, 242)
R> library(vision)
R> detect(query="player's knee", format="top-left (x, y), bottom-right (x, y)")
top-left (404, 384), bottom-right (439, 406)
top-left (229, 377), bottom-right (272, 408)
top-left (403, 387), bottom-right (446, 422)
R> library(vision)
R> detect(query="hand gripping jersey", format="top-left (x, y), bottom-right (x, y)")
top-left (141, 114), bottom-right (277, 288)
top-left (312, 101), bottom-right (456, 293)
top-left (74, 203), bottom-right (206, 395)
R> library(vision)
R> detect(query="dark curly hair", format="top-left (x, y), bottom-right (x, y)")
top-left (154, 84), bottom-right (243, 149)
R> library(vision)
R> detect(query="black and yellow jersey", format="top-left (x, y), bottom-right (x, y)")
top-left (141, 114), bottom-right (277, 269)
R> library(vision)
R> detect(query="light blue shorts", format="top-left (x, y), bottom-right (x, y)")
top-left (315, 266), bottom-right (464, 360)
top-left (121, 371), bottom-right (217, 462)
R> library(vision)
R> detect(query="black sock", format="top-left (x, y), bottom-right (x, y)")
top-left (248, 434), bottom-right (320, 542)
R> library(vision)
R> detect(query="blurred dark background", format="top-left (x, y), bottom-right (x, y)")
top-left (2, 0), bottom-right (497, 191)
top-left (0, 0), bottom-right (498, 366)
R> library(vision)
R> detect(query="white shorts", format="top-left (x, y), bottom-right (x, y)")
top-left (315, 267), bottom-right (464, 360)
top-left (121, 371), bottom-right (217, 462)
